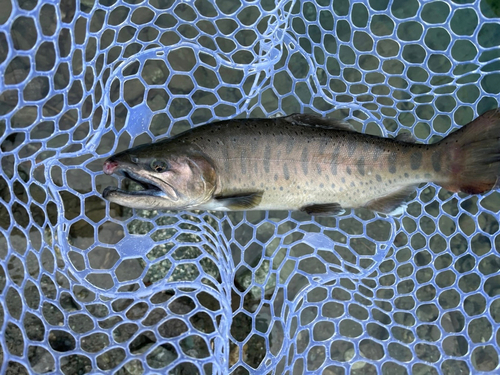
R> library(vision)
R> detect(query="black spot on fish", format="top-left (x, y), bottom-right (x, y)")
top-left (357, 157), bottom-right (365, 176)
top-left (274, 174), bottom-right (278, 181)
top-left (264, 144), bottom-right (271, 173)
top-left (223, 146), bottom-right (230, 173)
top-left (432, 151), bottom-right (441, 172)
top-left (283, 164), bottom-right (290, 180)
top-left (280, 186), bottom-right (283, 191)
top-left (330, 162), bottom-right (337, 176)
top-left (341, 177), bottom-right (346, 183)
top-left (301, 147), bottom-right (308, 175)
top-left (319, 140), bottom-right (328, 155)
top-left (404, 173), bottom-right (409, 178)
top-left (276, 133), bottom-right (284, 145)
top-left (331, 183), bottom-right (335, 189)
top-left (350, 182), bottom-right (355, 187)
top-left (376, 174), bottom-right (382, 182)
top-left (424, 173), bottom-right (432, 179)
top-left (241, 148), bottom-right (247, 175)
top-left (371, 146), bottom-right (383, 162)
top-left (347, 142), bottom-right (357, 157)
top-left (286, 137), bottom-right (294, 154)
top-left (320, 183), bottom-right (324, 188)
top-left (346, 166), bottom-right (352, 175)
top-left (388, 152), bottom-right (397, 174)
top-left (410, 152), bottom-right (422, 170)
top-left (330, 144), bottom-right (340, 176)
top-left (316, 164), bottom-right (322, 175)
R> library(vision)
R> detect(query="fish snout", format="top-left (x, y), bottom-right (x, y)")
top-left (103, 159), bottom-right (119, 175)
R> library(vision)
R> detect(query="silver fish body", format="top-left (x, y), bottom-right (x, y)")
top-left (103, 111), bottom-right (500, 216)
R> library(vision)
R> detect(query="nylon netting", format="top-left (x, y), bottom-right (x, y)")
top-left (1, 0), bottom-right (500, 373)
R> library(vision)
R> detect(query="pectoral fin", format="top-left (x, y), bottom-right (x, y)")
top-left (364, 186), bottom-right (417, 215)
top-left (300, 203), bottom-right (345, 216)
top-left (215, 191), bottom-right (263, 210)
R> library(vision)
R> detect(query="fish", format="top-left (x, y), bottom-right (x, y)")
top-left (102, 109), bottom-right (500, 216)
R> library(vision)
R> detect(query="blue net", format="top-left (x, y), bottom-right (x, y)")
top-left (1, 0), bottom-right (500, 373)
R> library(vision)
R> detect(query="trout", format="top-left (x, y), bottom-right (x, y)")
top-left (102, 110), bottom-right (500, 216)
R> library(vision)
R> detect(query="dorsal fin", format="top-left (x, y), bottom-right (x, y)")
top-left (284, 113), bottom-right (356, 132)
top-left (395, 132), bottom-right (417, 143)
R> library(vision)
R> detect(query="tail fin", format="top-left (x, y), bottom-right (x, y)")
top-left (438, 108), bottom-right (500, 194)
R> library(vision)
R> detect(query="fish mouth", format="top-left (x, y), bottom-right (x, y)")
top-left (103, 169), bottom-right (178, 202)
top-left (122, 171), bottom-right (164, 194)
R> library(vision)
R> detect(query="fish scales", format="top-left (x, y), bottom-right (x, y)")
top-left (187, 119), bottom-right (434, 210)
top-left (102, 110), bottom-right (500, 215)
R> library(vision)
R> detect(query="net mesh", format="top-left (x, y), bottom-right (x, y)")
top-left (1, 0), bottom-right (500, 373)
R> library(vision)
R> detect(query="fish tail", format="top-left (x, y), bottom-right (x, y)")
top-left (436, 108), bottom-right (500, 194)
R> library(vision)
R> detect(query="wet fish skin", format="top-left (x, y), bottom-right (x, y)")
top-left (103, 140), bottom-right (217, 210)
top-left (102, 109), bottom-right (500, 215)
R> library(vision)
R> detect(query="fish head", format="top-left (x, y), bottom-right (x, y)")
top-left (102, 141), bottom-right (217, 210)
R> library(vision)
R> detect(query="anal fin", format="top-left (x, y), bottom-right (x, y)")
top-left (364, 186), bottom-right (416, 215)
top-left (300, 203), bottom-right (345, 216)
top-left (215, 191), bottom-right (263, 210)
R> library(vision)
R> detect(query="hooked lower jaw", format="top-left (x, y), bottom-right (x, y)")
top-left (102, 178), bottom-right (184, 209)
top-left (102, 185), bottom-right (178, 210)
top-left (102, 162), bottom-right (179, 208)
top-left (102, 186), bottom-right (166, 198)
top-left (102, 172), bottom-right (169, 207)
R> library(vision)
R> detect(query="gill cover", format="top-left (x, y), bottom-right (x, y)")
top-left (180, 154), bottom-right (217, 207)
top-left (138, 149), bottom-right (218, 209)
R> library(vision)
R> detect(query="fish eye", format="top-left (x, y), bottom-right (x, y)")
top-left (150, 160), bottom-right (169, 173)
